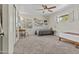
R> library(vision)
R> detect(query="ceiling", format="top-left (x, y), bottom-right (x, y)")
top-left (15, 4), bottom-right (69, 16)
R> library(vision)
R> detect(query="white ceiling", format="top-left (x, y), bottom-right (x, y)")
top-left (16, 4), bottom-right (69, 16)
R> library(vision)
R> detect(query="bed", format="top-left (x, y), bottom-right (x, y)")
top-left (58, 32), bottom-right (79, 48)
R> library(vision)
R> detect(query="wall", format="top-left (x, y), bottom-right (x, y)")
top-left (2, 4), bottom-right (17, 54)
top-left (2, 5), bottom-right (9, 53)
top-left (0, 5), bottom-right (2, 15)
top-left (20, 15), bottom-right (49, 35)
top-left (16, 10), bottom-right (20, 42)
top-left (8, 5), bottom-right (16, 53)
top-left (49, 5), bottom-right (79, 33)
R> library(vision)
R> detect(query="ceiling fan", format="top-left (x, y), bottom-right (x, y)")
top-left (37, 4), bottom-right (56, 13)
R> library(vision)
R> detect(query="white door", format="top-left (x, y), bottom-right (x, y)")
top-left (0, 15), bottom-right (4, 54)
top-left (0, 16), bottom-right (2, 53)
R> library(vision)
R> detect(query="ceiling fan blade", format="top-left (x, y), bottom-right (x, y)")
top-left (48, 9), bottom-right (53, 12)
top-left (42, 4), bottom-right (47, 9)
top-left (48, 6), bottom-right (56, 9)
top-left (44, 5), bottom-right (47, 9)
top-left (42, 4), bottom-right (45, 8)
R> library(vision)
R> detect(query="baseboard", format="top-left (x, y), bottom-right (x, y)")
top-left (0, 51), bottom-right (8, 54)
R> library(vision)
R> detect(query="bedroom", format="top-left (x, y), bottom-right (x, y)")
top-left (11, 4), bottom-right (79, 54)
top-left (13, 4), bottom-right (79, 54)
top-left (2, 4), bottom-right (79, 54)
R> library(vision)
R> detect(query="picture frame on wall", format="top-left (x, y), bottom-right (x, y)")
top-left (34, 18), bottom-right (43, 26)
top-left (26, 21), bottom-right (33, 28)
top-left (26, 19), bottom-right (33, 28)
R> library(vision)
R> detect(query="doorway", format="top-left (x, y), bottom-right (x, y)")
top-left (0, 5), bottom-right (4, 54)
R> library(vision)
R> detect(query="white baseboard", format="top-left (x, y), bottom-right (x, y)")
top-left (0, 51), bottom-right (8, 54)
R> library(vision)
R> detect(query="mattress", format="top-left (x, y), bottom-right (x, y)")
top-left (59, 33), bottom-right (79, 42)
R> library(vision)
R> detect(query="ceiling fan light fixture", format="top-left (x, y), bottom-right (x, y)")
top-left (37, 4), bottom-right (56, 13)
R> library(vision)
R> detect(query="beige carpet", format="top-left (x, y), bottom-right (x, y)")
top-left (14, 35), bottom-right (79, 54)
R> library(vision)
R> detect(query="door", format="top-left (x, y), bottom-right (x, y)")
top-left (0, 15), bottom-right (2, 53)
top-left (0, 15), bottom-right (4, 54)
top-left (0, 5), bottom-right (4, 53)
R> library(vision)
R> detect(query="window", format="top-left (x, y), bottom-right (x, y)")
top-left (57, 14), bottom-right (69, 23)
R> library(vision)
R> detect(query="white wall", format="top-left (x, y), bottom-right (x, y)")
top-left (20, 15), bottom-right (49, 35)
top-left (16, 10), bottom-right (20, 42)
top-left (2, 4), bottom-right (17, 54)
top-left (8, 5), bottom-right (16, 53)
top-left (0, 5), bottom-right (2, 15)
top-left (49, 5), bottom-right (79, 33)
top-left (2, 5), bottom-right (9, 53)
